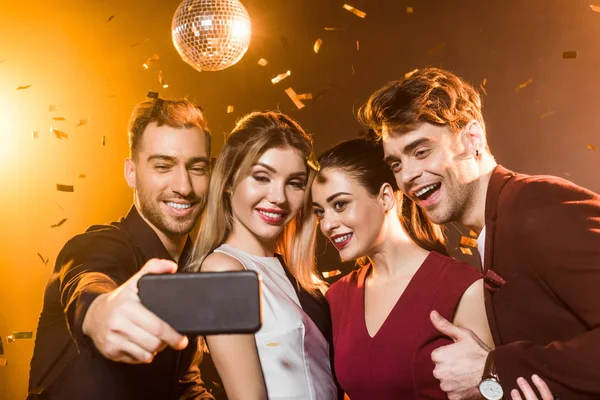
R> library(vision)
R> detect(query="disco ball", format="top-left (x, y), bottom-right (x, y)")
top-left (172, 0), bottom-right (252, 72)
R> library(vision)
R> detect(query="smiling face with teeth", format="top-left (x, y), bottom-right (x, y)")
top-left (227, 147), bottom-right (307, 255)
top-left (381, 122), bottom-right (485, 226)
top-left (311, 168), bottom-right (389, 262)
top-left (125, 122), bottom-right (210, 242)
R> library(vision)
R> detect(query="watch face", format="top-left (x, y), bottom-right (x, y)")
top-left (479, 379), bottom-right (504, 400)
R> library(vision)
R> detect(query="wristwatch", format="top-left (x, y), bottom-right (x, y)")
top-left (479, 350), bottom-right (503, 400)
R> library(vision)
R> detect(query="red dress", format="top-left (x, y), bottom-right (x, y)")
top-left (326, 252), bottom-right (482, 399)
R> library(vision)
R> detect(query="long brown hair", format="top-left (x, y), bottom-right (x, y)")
top-left (186, 111), bottom-right (325, 294)
top-left (311, 138), bottom-right (447, 262)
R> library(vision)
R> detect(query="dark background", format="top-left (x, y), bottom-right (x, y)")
top-left (0, 0), bottom-right (599, 397)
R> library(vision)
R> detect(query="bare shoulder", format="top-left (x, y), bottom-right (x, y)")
top-left (460, 278), bottom-right (484, 303)
top-left (201, 251), bottom-right (245, 272)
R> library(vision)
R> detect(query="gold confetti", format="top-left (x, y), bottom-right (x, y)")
top-left (16, 85), bottom-right (31, 90)
top-left (343, 4), bottom-right (366, 18)
top-left (468, 230), bottom-right (478, 237)
top-left (142, 54), bottom-right (159, 70)
top-left (314, 38), bottom-right (323, 54)
top-left (590, 5), bottom-right (600, 12)
top-left (404, 68), bottom-right (419, 79)
top-left (564, 172), bottom-right (571, 176)
top-left (37, 253), bottom-right (49, 265)
top-left (56, 184), bottom-right (74, 192)
top-left (296, 93), bottom-right (313, 100)
top-left (0, 358), bottom-right (6, 367)
top-left (515, 78), bottom-right (533, 92)
top-left (459, 247), bottom-right (473, 256)
top-left (79, 174), bottom-right (86, 178)
top-left (52, 117), bottom-right (65, 121)
top-left (50, 218), bottom-right (67, 228)
top-left (7, 332), bottom-right (33, 343)
top-left (406, 6), bottom-right (414, 13)
top-left (307, 152), bottom-right (321, 171)
top-left (428, 41), bottom-right (446, 55)
top-left (32, 131), bottom-right (38, 140)
top-left (271, 70), bottom-right (291, 84)
top-left (460, 236), bottom-right (478, 248)
top-left (356, 40), bottom-right (360, 51)
top-left (49, 105), bottom-right (58, 112)
top-left (322, 269), bottom-right (341, 278)
top-left (57, 203), bottom-right (64, 211)
top-left (158, 70), bottom-right (168, 88)
top-left (480, 78), bottom-right (488, 96)
top-left (130, 37), bottom-right (152, 47)
top-left (587, 143), bottom-right (597, 151)
top-left (258, 58), bottom-right (268, 66)
top-left (50, 126), bottom-right (68, 140)
top-left (108, 15), bottom-right (115, 22)
top-left (562, 51), bottom-right (577, 59)
top-left (266, 342), bottom-right (280, 347)
top-left (284, 87), bottom-right (305, 110)
top-left (102, 135), bottom-right (106, 146)
top-left (351, 64), bottom-right (355, 76)
top-left (227, 105), bottom-right (234, 113)
top-left (540, 110), bottom-right (555, 119)
top-left (75, 118), bottom-right (88, 126)
top-left (324, 27), bottom-right (344, 31)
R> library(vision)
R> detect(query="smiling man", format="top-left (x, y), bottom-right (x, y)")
top-left (28, 94), bottom-right (214, 400)
top-left (359, 68), bottom-right (600, 400)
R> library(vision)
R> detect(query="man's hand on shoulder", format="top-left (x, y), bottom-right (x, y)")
top-left (82, 258), bottom-right (188, 364)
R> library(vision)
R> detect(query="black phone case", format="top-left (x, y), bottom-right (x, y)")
top-left (138, 271), bottom-right (262, 335)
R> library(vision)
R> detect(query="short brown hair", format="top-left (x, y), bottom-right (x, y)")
top-left (128, 98), bottom-right (211, 160)
top-left (359, 67), bottom-right (485, 136)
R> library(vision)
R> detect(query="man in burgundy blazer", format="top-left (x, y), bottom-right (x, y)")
top-left (360, 67), bottom-right (600, 399)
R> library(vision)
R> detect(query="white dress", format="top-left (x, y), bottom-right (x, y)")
top-left (214, 244), bottom-right (337, 400)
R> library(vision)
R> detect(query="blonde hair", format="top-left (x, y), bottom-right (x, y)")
top-left (186, 111), bottom-right (326, 294)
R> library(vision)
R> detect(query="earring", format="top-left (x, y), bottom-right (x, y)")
top-left (475, 150), bottom-right (479, 158)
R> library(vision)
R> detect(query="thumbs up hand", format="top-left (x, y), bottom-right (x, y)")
top-left (430, 310), bottom-right (492, 400)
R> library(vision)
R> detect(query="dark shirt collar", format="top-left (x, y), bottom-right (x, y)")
top-left (122, 206), bottom-right (193, 267)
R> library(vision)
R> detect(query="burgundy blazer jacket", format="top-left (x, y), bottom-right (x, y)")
top-left (483, 165), bottom-right (600, 399)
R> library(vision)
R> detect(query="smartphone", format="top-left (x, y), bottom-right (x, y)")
top-left (138, 271), bottom-right (261, 335)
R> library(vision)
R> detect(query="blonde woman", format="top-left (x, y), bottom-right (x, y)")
top-left (187, 111), bottom-right (337, 400)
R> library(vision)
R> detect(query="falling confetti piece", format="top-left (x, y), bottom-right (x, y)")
top-left (296, 93), bottom-right (313, 100)
top-left (258, 58), bottom-right (268, 66)
top-left (587, 143), bottom-right (597, 151)
top-left (50, 126), bottom-right (68, 139)
top-left (130, 37), bottom-right (153, 47)
top-left (515, 78), bottom-right (533, 92)
top-left (271, 70), bottom-right (291, 84)
top-left (284, 87), bottom-right (305, 110)
top-left (480, 78), bottom-right (488, 96)
top-left (314, 38), bottom-right (323, 54)
top-left (540, 110), bottom-right (556, 119)
top-left (227, 105), bottom-right (234, 113)
top-left (53, 117), bottom-right (66, 121)
top-left (266, 342), bottom-right (280, 347)
top-left (79, 174), bottom-right (86, 178)
top-left (37, 253), bottom-right (49, 265)
top-left (468, 229), bottom-right (478, 237)
top-left (142, 54), bottom-right (160, 70)
top-left (351, 64), bottom-right (355, 76)
top-left (56, 184), bottom-right (74, 192)
top-left (562, 51), bottom-right (577, 59)
top-left (564, 172), bottom-right (572, 176)
top-left (428, 41), bottom-right (446, 55)
top-left (324, 27), bottom-right (344, 31)
top-left (49, 105), bottom-right (58, 112)
top-left (158, 70), bottom-right (169, 88)
top-left (102, 135), bottom-right (106, 146)
top-left (0, 358), bottom-right (6, 367)
top-left (460, 236), bottom-right (478, 247)
top-left (323, 270), bottom-right (342, 278)
top-left (50, 218), bottom-right (68, 228)
top-left (343, 4), bottom-right (367, 18)
top-left (590, 4), bottom-right (600, 12)
top-left (459, 247), bottom-right (473, 256)
top-left (356, 40), bottom-right (360, 51)
top-left (7, 332), bottom-right (33, 342)
top-left (406, 6), bottom-right (414, 13)
top-left (16, 85), bottom-right (31, 90)
top-left (57, 203), bottom-right (64, 211)
top-left (108, 15), bottom-right (115, 22)
top-left (307, 152), bottom-right (321, 171)
top-left (75, 118), bottom-right (88, 126)
top-left (404, 68), bottom-right (418, 79)
top-left (32, 131), bottom-right (38, 140)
